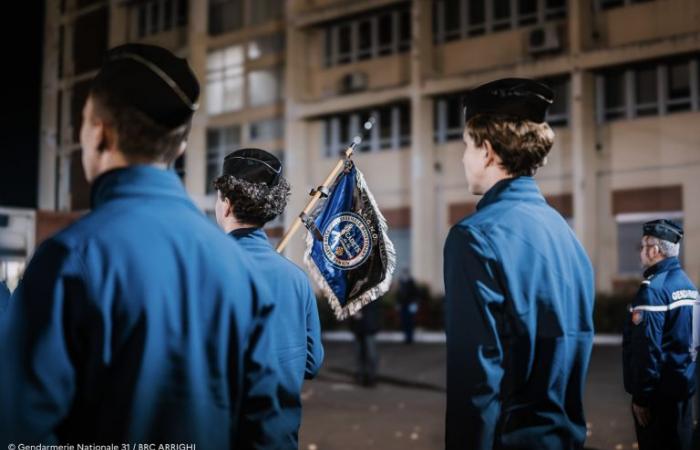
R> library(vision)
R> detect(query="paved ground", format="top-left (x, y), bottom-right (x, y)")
top-left (298, 341), bottom-right (640, 450)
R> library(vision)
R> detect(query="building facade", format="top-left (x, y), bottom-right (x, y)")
top-left (37, 0), bottom-right (700, 294)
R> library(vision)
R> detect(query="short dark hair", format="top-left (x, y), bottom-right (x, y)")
top-left (89, 85), bottom-right (191, 164)
top-left (213, 175), bottom-right (291, 227)
top-left (466, 114), bottom-right (554, 177)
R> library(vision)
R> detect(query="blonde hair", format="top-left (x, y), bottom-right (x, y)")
top-left (466, 114), bottom-right (555, 177)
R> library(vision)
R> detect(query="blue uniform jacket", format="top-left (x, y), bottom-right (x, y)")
top-left (0, 282), bottom-right (9, 315)
top-left (0, 166), bottom-right (282, 449)
top-left (230, 228), bottom-right (324, 448)
top-left (622, 257), bottom-right (698, 406)
top-left (443, 177), bottom-right (595, 450)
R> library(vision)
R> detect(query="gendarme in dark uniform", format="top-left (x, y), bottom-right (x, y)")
top-left (443, 78), bottom-right (595, 450)
top-left (623, 219), bottom-right (698, 450)
top-left (213, 148), bottom-right (324, 448)
top-left (0, 44), bottom-right (281, 449)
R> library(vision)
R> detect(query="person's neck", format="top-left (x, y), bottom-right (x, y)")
top-left (94, 150), bottom-right (167, 179)
top-left (479, 170), bottom-right (513, 195)
top-left (223, 220), bottom-right (259, 235)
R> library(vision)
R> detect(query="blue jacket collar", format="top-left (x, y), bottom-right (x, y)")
top-left (476, 176), bottom-right (544, 210)
top-left (228, 227), bottom-right (271, 247)
top-left (643, 256), bottom-right (681, 279)
top-left (91, 165), bottom-right (190, 209)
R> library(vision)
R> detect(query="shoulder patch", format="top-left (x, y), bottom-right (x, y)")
top-left (631, 310), bottom-right (644, 325)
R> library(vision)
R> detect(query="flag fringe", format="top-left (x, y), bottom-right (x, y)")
top-left (303, 168), bottom-right (396, 321)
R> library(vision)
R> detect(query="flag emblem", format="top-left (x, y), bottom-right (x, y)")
top-left (322, 213), bottom-right (373, 270)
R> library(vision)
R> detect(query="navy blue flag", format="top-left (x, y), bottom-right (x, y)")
top-left (304, 162), bottom-right (395, 320)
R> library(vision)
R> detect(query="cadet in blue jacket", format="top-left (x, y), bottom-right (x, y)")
top-left (0, 281), bottom-right (9, 315)
top-left (623, 219), bottom-right (698, 450)
top-left (213, 148), bottom-right (324, 448)
top-left (0, 44), bottom-right (281, 449)
top-left (443, 78), bottom-right (595, 450)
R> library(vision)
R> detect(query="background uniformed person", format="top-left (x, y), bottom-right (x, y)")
top-left (623, 219), bottom-right (698, 450)
top-left (0, 44), bottom-right (281, 449)
top-left (443, 78), bottom-right (595, 450)
top-left (213, 148), bottom-right (324, 448)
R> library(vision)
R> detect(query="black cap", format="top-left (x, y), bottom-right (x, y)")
top-left (462, 78), bottom-right (554, 123)
top-left (91, 43), bottom-right (200, 128)
top-left (222, 148), bottom-right (282, 187)
top-left (643, 219), bottom-right (684, 244)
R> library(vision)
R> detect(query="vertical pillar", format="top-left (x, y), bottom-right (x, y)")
top-left (409, 0), bottom-right (437, 286)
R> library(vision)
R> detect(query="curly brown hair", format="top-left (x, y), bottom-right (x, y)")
top-left (466, 114), bottom-right (554, 177)
top-left (213, 175), bottom-right (291, 227)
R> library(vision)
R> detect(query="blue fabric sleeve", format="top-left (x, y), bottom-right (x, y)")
top-left (443, 226), bottom-right (505, 450)
top-left (233, 281), bottom-right (283, 450)
top-left (304, 285), bottom-right (324, 379)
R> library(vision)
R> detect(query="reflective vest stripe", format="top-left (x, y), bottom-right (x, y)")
top-left (630, 299), bottom-right (700, 313)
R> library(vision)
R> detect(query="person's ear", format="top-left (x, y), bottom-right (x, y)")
top-left (176, 140), bottom-right (187, 158)
top-left (224, 197), bottom-right (234, 218)
top-left (99, 123), bottom-right (117, 153)
top-left (483, 139), bottom-right (497, 168)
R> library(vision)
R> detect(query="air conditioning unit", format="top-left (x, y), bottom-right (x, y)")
top-left (338, 72), bottom-right (368, 94)
top-left (527, 24), bottom-right (562, 55)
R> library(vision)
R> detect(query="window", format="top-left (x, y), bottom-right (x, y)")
top-left (601, 70), bottom-right (626, 121)
top-left (599, 54), bottom-right (700, 122)
top-left (635, 66), bottom-right (657, 117)
top-left (667, 60), bottom-right (691, 112)
top-left (248, 68), bottom-right (282, 107)
top-left (322, 4), bottom-right (411, 68)
top-left (543, 76), bottom-right (569, 127)
top-left (206, 125), bottom-right (241, 193)
top-left (434, 0), bottom-right (566, 43)
top-left (249, 117), bottom-right (283, 142)
top-left (321, 102), bottom-right (411, 157)
top-left (616, 212), bottom-right (684, 275)
top-left (134, 0), bottom-right (188, 38)
top-left (207, 46), bottom-right (244, 115)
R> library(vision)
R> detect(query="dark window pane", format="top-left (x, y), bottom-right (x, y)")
top-left (163, 0), bottom-right (174, 30)
top-left (447, 96), bottom-right (462, 130)
top-left (445, 0), bottom-right (460, 38)
top-left (176, 0), bottom-right (188, 26)
top-left (73, 7), bottom-right (108, 74)
top-left (600, 0), bottom-right (624, 10)
top-left (338, 24), bottom-right (352, 63)
top-left (493, 0), bottom-right (512, 31)
top-left (70, 80), bottom-right (91, 143)
top-left (150, 2), bottom-right (160, 33)
top-left (138, 5), bottom-right (148, 37)
top-left (668, 61), bottom-right (690, 99)
top-left (545, 0), bottom-right (567, 19)
top-left (470, 0), bottom-right (486, 25)
top-left (358, 20), bottom-right (372, 59)
top-left (399, 9), bottom-right (411, 51)
top-left (518, 0), bottom-right (537, 25)
top-left (378, 13), bottom-right (393, 55)
top-left (399, 103), bottom-right (411, 147)
top-left (209, 0), bottom-right (243, 35)
top-left (635, 66), bottom-right (657, 115)
top-left (604, 72), bottom-right (625, 109)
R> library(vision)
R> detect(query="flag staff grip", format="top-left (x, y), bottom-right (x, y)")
top-left (276, 117), bottom-right (375, 254)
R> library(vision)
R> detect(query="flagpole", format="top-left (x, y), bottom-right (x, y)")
top-left (276, 118), bottom-right (375, 254)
